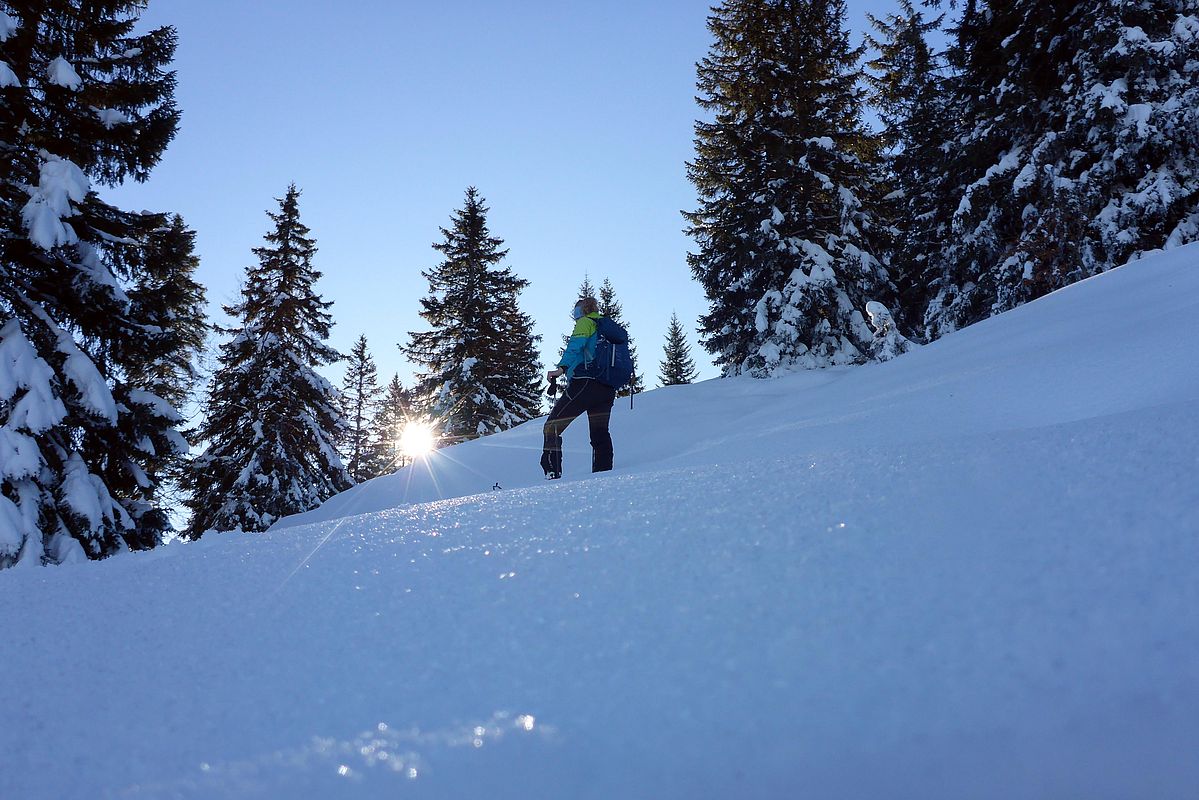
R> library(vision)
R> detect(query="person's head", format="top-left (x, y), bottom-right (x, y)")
top-left (572, 296), bottom-right (599, 320)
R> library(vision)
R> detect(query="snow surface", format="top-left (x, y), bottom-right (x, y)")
top-left (2, 246), bottom-right (1199, 798)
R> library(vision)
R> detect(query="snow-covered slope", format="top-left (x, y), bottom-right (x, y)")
top-left (3, 247), bottom-right (1198, 800)
top-left (277, 240), bottom-right (1199, 528)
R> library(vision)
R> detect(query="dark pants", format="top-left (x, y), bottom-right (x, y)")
top-left (541, 378), bottom-right (617, 476)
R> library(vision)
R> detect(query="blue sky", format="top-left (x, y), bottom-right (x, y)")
top-left (113, 0), bottom-right (904, 390)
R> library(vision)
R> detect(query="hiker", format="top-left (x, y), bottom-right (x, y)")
top-left (541, 295), bottom-right (617, 479)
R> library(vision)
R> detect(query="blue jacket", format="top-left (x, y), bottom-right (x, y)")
top-left (557, 312), bottom-right (601, 379)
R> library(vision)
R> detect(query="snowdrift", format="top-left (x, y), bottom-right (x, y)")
top-left (2, 246), bottom-right (1198, 800)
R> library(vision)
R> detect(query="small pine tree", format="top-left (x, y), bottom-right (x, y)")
top-left (369, 374), bottom-right (411, 475)
top-left (340, 335), bottom-right (383, 483)
top-left (402, 188), bottom-right (542, 443)
top-left (184, 186), bottom-right (350, 535)
top-left (598, 278), bottom-right (644, 395)
top-left (0, 3), bottom-right (189, 566)
top-left (659, 312), bottom-right (699, 386)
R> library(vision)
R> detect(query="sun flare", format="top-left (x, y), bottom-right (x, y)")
top-left (398, 421), bottom-right (438, 459)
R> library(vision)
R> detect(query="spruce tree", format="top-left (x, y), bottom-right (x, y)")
top-left (118, 212), bottom-right (208, 538)
top-left (184, 186), bottom-right (350, 535)
top-left (1076, 0), bottom-right (1199, 258)
top-left (598, 278), bottom-right (644, 395)
top-left (685, 0), bottom-right (894, 376)
top-left (125, 215), bottom-right (208, 414)
top-left (659, 312), bottom-right (699, 386)
top-left (369, 374), bottom-right (411, 474)
top-left (1, 2), bottom-right (192, 566)
top-left (922, 0), bottom-right (1198, 338)
top-left (402, 188), bottom-right (542, 443)
top-left (923, 0), bottom-right (1074, 335)
top-left (865, 1), bottom-right (947, 336)
top-left (340, 335), bottom-right (382, 484)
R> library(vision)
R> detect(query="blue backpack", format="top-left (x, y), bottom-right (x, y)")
top-left (591, 316), bottom-right (634, 389)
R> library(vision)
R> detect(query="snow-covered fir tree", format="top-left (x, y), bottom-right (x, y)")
top-left (923, 0), bottom-right (1199, 338)
top-left (598, 278), bottom-right (644, 395)
top-left (403, 188), bottom-right (542, 443)
top-left (658, 312), bottom-right (699, 386)
top-left (125, 215), bottom-right (208, 414)
top-left (0, 2), bottom-right (195, 567)
top-left (184, 186), bottom-right (350, 536)
top-left (369, 373), bottom-right (411, 475)
top-left (119, 212), bottom-right (208, 532)
top-left (340, 334), bottom-right (382, 483)
top-left (685, 0), bottom-right (895, 376)
top-left (865, 0), bottom-right (948, 336)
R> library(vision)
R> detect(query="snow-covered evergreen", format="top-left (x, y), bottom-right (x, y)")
top-left (113, 212), bottom-right (209, 544)
top-left (0, 2), bottom-right (194, 567)
top-left (685, 0), bottom-right (895, 376)
top-left (923, 0), bottom-right (1199, 338)
top-left (865, 0), bottom-right (948, 335)
top-left (339, 335), bottom-right (382, 484)
top-left (183, 186), bottom-right (349, 536)
top-left (658, 312), bottom-right (699, 386)
top-left (124, 215), bottom-right (209, 416)
top-left (403, 188), bottom-right (542, 443)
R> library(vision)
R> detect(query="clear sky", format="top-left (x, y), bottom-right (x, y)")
top-left (112, 0), bottom-right (900, 392)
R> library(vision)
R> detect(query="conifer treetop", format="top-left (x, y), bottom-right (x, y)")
top-left (185, 187), bottom-right (349, 535)
top-left (403, 187), bottom-right (542, 442)
top-left (659, 311), bottom-right (699, 387)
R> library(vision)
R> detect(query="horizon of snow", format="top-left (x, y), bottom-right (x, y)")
top-left (2, 244), bottom-right (1198, 799)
